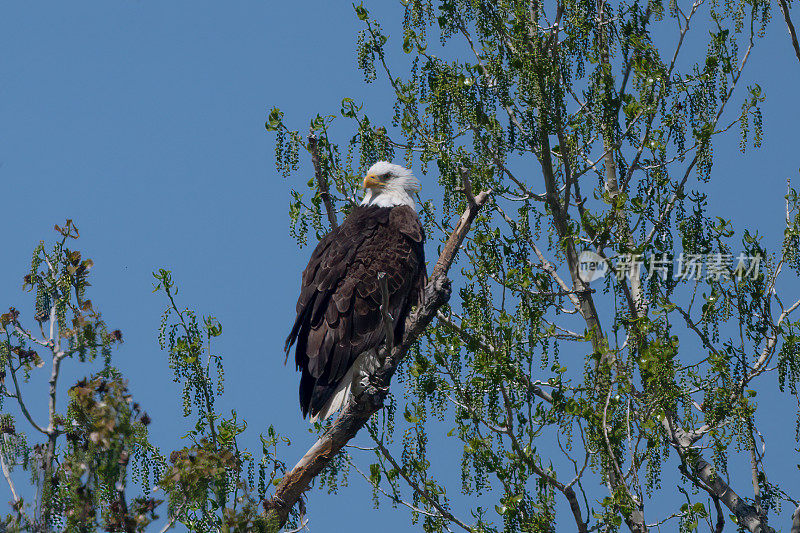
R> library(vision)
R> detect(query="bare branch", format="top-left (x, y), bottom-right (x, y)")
top-left (42, 346), bottom-right (66, 526)
top-left (778, 0), bottom-right (800, 64)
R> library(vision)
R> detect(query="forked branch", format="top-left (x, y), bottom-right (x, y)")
top-left (663, 418), bottom-right (776, 533)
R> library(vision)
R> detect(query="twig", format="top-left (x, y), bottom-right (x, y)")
top-left (644, 5), bottom-right (757, 248)
top-left (495, 383), bottom-right (589, 532)
top-left (11, 324), bottom-right (49, 348)
top-left (672, 304), bottom-right (722, 358)
top-left (348, 458), bottom-right (447, 523)
top-left (601, 383), bottom-right (627, 490)
top-left (307, 132), bottom-right (338, 229)
top-left (493, 204), bottom-right (581, 311)
top-left (745, 296), bottom-right (800, 384)
top-left (8, 359), bottom-right (48, 435)
top-left (1, 434), bottom-right (20, 504)
top-left (373, 442), bottom-right (472, 532)
top-left (435, 310), bottom-right (556, 405)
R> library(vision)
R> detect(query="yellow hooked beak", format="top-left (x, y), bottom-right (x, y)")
top-left (363, 174), bottom-right (383, 190)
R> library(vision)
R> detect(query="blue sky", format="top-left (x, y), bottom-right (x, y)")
top-left (1, 1), bottom-right (799, 531)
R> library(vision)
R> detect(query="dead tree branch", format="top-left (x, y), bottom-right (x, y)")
top-left (263, 189), bottom-right (491, 530)
top-left (778, 0), bottom-right (800, 64)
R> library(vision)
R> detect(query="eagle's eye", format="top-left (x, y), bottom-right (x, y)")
top-left (380, 173), bottom-right (391, 181)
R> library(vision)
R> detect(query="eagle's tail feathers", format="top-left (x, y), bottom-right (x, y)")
top-left (309, 350), bottom-right (379, 423)
top-left (311, 368), bottom-right (355, 423)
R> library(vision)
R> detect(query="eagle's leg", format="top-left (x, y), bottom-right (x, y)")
top-left (353, 348), bottom-right (381, 392)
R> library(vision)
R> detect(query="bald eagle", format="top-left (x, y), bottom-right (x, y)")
top-left (285, 162), bottom-right (427, 421)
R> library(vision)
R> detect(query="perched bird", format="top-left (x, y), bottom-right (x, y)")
top-left (285, 162), bottom-right (427, 421)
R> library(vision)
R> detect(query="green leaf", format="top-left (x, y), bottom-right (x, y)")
top-left (265, 107), bottom-right (283, 131)
top-left (354, 3), bottom-right (369, 20)
top-left (403, 34), bottom-right (413, 53)
top-left (369, 463), bottom-right (381, 484)
top-left (404, 407), bottom-right (419, 424)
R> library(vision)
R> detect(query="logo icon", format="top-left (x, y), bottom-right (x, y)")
top-left (577, 251), bottom-right (607, 282)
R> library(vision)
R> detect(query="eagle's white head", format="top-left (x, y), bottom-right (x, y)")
top-left (360, 161), bottom-right (420, 210)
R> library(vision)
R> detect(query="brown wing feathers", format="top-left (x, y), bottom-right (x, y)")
top-left (285, 205), bottom-right (425, 419)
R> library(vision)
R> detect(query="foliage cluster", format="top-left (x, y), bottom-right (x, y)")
top-left (1, 225), bottom-right (295, 532)
top-left (267, 0), bottom-right (800, 532)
